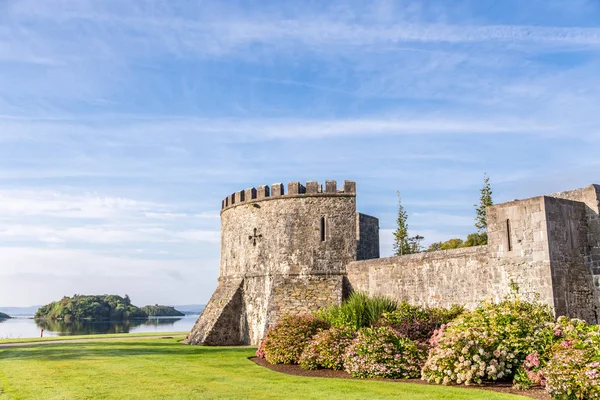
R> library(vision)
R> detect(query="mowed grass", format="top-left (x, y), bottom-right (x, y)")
top-left (0, 332), bottom-right (188, 345)
top-left (0, 338), bottom-right (531, 400)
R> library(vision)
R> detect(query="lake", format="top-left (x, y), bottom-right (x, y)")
top-left (0, 315), bottom-right (198, 339)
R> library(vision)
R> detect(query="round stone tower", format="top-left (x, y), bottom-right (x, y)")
top-left (185, 180), bottom-right (379, 346)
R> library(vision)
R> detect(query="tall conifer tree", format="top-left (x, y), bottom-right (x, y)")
top-left (393, 191), bottom-right (411, 256)
top-left (475, 174), bottom-right (493, 237)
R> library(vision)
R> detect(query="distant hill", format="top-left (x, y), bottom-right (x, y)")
top-left (0, 312), bottom-right (10, 320)
top-left (140, 305), bottom-right (184, 317)
top-left (171, 304), bottom-right (205, 315)
top-left (0, 305), bottom-right (42, 316)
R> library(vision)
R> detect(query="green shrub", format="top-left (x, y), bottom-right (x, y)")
top-left (344, 326), bottom-right (426, 379)
top-left (316, 291), bottom-right (397, 330)
top-left (421, 295), bottom-right (554, 385)
top-left (263, 314), bottom-right (329, 365)
top-left (377, 303), bottom-right (464, 343)
top-left (299, 326), bottom-right (356, 371)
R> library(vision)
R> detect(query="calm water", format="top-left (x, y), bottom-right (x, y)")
top-left (0, 315), bottom-right (198, 339)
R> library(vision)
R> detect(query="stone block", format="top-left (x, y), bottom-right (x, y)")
top-left (257, 185), bottom-right (270, 199)
top-left (271, 183), bottom-right (284, 197)
top-left (325, 180), bottom-right (337, 193)
top-left (306, 181), bottom-right (319, 194)
top-left (288, 181), bottom-right (306, 194)
top-left (245, 187), bottom-right (257, 201)
top-left (344, 180), bottom-right (356, 194)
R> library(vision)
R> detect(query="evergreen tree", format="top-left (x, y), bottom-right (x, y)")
top-left (475, 174), bottom-right (493, 237)
top-left (393, 191), bottom-right (411, 256)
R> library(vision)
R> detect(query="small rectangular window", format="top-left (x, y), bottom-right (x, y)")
top-left (320, 217), bottom-right (326, 242)
top-left (506, 219), bottom-right (512, 251)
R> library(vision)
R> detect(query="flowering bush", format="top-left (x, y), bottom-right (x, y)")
top-left (262, 314), bottom-right (330, 365)
top-left (344, 326), bottom-right (426, 379)
top-left (544, 346), bottom-right (600, 399)
top-left (513, 317), bottom-right (594, 390)
top-left (255, 332), bottom-right (269, 359)
top-left (421, 296), bottom-right (554, 385)
top-left (539, 319), bottom-right (600, 399)
top-left (377, 303), bottom-right (464, 343)
top-left (299, 326), bottom-right (356, 370)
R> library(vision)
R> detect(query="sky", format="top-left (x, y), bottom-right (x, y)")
top-left (1, 0), bottom-right (600, 307)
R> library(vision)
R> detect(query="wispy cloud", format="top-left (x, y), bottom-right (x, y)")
top-left (1, 0), bottom-right (599, 306)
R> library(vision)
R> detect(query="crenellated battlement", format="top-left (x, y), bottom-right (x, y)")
top-left (221, 180), bottom-right (356, 211)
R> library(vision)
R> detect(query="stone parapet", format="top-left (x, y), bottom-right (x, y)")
top-left (221, 180), bottom-right (356, 213)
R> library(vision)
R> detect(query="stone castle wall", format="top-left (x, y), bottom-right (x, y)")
top-left (348, 191), bottom-right (600, 323)
top-left (549, 185), bottom-right (600, 304)
top-left (357, 213), bottom-right (380, 261)
top-left (347, 246), bottom-right (493, 309)
top-left (544, 195), bottom-right (599, 321)
top-left (186, 180), bottom-right (379, 346)
top-left (188, 181), bottom-right (600, 346)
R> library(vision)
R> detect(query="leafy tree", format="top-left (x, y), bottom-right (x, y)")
top-left (440, 238), bottom-right (464, 250)
top-left (427, 242), bottom-right (443, 252)
top-left (463, 232), bottom-right (488, 247)
top-left (475, 174), bottom-right (493, 234)
top-left (393, 191), bottom-right (411, 256)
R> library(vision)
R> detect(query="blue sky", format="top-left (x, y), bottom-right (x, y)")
top-left (1, 0), bottom-right (600, 307)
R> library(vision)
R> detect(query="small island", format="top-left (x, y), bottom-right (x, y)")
top-left (0, 312), bottom-right (10, 320)
top-left (34, 295), bottom-right (184, 321)
top-left (140, 305), bottom-right (184, 317)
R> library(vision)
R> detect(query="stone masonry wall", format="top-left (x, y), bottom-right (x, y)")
top-left (544, 196), bottom-right (599, 322)
top-left (486, 196), bottom-right (555, 307)
top-left (348, 193), bottom-right (599, 323)
top-left (189, 181), bottom-right (600, 346)
top-left (357, 213), bottom-right (380, 261)
top-left (549, 185), bottom-right (600, 305)
top-left (188, 180), bottom-right (363, 345)
top-left (347, 246), bottom-right (493, 309)
top-left (267, 275), bottom-right (344, 326)
top-left (347, 196), bottom-right (557, 311)
top-left (184, 278), bottom-right (245, 345)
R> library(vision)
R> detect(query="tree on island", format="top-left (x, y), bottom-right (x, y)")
top-left (0, 312), bottom-right (10, 320)
top-left (35, 294), bottom-right (184, 321)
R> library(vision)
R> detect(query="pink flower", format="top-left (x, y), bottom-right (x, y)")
top-left (526, 353), bottom-right (541, 368)
top-left (553, 328), bottom-right (563, 337)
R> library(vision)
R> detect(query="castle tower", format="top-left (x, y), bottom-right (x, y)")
top-left (185, 180), bottom-right (379, 345)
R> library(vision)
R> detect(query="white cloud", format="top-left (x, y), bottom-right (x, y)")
top-left (0, 189), bottom-right (154, 219)
top-left (0, 247), bottom-right (219, 306)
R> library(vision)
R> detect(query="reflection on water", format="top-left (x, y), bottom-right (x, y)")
top-left (36, 317), bottom-right (184, 335)
top-left (0, 315), bottom-right (198, 339)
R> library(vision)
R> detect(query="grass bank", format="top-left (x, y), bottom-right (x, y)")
top-left (0, 332), bottom-right (188, 345)
top-left (0, 338), bottom-right (532, 400)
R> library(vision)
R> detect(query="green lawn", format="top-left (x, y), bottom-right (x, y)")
top-left (0, 338), bottom-right (531, 400)
top-left (0, 331), bottom-right (188, 345)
